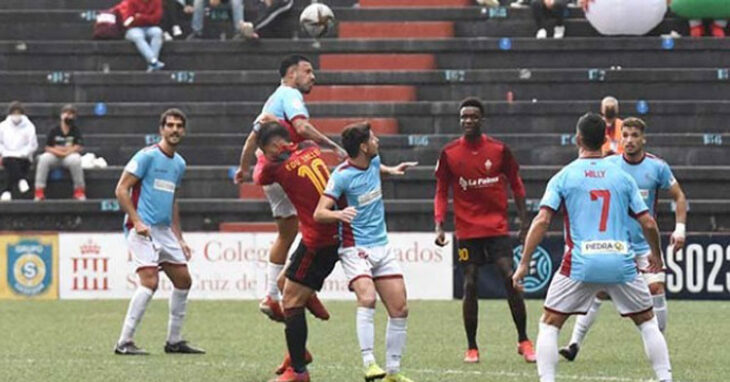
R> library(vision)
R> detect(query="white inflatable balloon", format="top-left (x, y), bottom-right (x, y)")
top-left (585, 0), bottom-right (667, 36)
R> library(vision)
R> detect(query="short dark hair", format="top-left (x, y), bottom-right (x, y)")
top-left (279, 55), bottom-right (311, 78)
top-left (622, 117), bottom-right (646, 133)
top-left (459, 97), bottom-right (484, 115)
top-left (341, 121), bottom-right (371, 158)
top-left (256, 121), bottom-right (291, 148)
top-left (61, 103), bottom-right (77, 115)
top-left (576, 113), bottom-right (606, 151)
top-left (159, 108), bottom-right (187, 128)
top-left (7, 101), bottom-right (24, 115)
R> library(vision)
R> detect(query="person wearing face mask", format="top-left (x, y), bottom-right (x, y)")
top-left (34, 104), bottom-right (86, 201)
top-left (600, 96), bottom-right (624, 156)
top-left (0, 101), bottom-right (38, 201)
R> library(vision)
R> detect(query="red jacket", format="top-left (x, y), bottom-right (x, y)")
top-left (115, 0), bottom-right (162, 28)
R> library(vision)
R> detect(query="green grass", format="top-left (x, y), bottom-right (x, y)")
top-left (0, 299), bottom-right (727, 381)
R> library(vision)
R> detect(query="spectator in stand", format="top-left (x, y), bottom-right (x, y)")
top-left (186, 0), bottom-right (257, 40)
top-left (34, 104), bottom-right (86, 201)
top-left (0, 101), bottom-right (37, 201)
top-left (254, 0), bottom-right (294, 38)
top-left (161, 0), bottom-right (188, 40)
top-left (531, 0), bottom-right (567, 38)
top-left (689, 19), bottom-right (727, 37)
top-left (117, 0), bottom-right (166, 72)
top-left (600, 96), bottom-right (624, 155)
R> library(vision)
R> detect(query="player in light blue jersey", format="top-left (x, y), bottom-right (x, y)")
top-left (314, 122), bottom-right (417, 382)
top-left (513, 113), bottom-right (672, 382)
top-left (114, 109), bottom-right (204, 356)
top-left (234, 55), bottom-right (345, 322)
top-left (561, 117), bottom-right (688, 361)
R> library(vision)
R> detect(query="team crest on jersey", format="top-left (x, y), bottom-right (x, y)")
top-left (484, 159), bottom-right (492, 171)
top-left (513, 245), bottom-right (553, 293)
top-left (7, 239), bottom-right (53, 296)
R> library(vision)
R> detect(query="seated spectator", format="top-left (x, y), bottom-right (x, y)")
top-left (600, 96), bottom-right (624, 155)
top-left (254, 0), bottom-right (294, 38)
top-left (117, 0), bottom-right (166, 71)
top-left (34, 104), bottom-right (86, 201)
top-left (689, 19), bottom-right (727, 37)
top-left (0, 101), bottom-right (37, 201)
top-left (186, 0), bottom-right (257, 40)
top-left (161, 0), bottom-right (188, 40)
top-left (531, 0), bottom-right (566, 38)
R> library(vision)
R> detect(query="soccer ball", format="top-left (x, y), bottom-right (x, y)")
top-left (299, 3), bottom-right (335, 38)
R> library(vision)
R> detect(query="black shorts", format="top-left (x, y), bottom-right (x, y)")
top-left (285, 241), bottom-right (339, 291)
top-left (457, 235), bottom-right (514, 266)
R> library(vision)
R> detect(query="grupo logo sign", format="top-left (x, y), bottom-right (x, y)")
top-left (0, 234), bottom-right (59, 300)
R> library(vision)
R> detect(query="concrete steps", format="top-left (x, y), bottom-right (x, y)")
top-left (13, 101), bottom-right (730, 135)
top-left (11, 165), bottom-right (728, 201)
top-left (1, 198), bottom-right (726, 232)
top-left (3, 38), bottom-right (727, 71)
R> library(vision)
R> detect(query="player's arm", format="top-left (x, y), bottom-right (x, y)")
top-left (234, 113), bottom-right (279, 184)
top-left (502, 145), bottom-right (530, 242)
top-left (115, 171), bottom-right (150, 237)
top-left (667, 182), bottom-right (687, 251)
top-left (313, 195), bottom-right (357, 224)
top-left (434, 152), bottom-right (451, 247)
top-left (637, 213), bottom-right (663, 272)
top-left (234, 130), bottom-right (258, 184)
top-left (513, 207), bottom-right (554, 291)
top-left (291, 118), bottom-right (347, 158)
top-left (171, 196), bottom-right (192, 260)
top-left (380, 162), bottom-right (418, 176)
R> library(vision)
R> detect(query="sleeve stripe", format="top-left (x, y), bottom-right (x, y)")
top-left (540, 205), bottom-right (557, 213)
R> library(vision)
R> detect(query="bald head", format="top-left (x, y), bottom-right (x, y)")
top-left (601, 96), bottom-right (619, 121)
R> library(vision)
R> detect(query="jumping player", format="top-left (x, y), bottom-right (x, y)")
top-left (559, 117), bottom-right (687, 360)
top-left (234, 54), bottom-right (344, 321)
top-left (314, 122), bottom-right (417, 382)
top-left (514, 113), bottom-right (672, 382)
top-left (114, 109), bottom-right (204, 356)
top-left (255, 121), bottom-right (341, 382)
top-left (433, 97), bottom-right (535, 363)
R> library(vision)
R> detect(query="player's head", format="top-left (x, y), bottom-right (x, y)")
top-left (600, 96), bottom-right (619, 122)
top-left (621, 117), bottom-right (647, 155)
top-left (158, 108), bottom-right (187, 147)
top-left (280, 55), bottom-right (315, 94)
top-left (459, 97), bottom-right (484, 138)
top-left (575, 112), bottom-right (605, 152)
top-left (256, 121), bottom-right (292, 160)
top-left (342, 121), bottom-right (378, 159)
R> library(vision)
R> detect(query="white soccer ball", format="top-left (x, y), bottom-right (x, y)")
top-left (299, 3), bottom-right (335, 38)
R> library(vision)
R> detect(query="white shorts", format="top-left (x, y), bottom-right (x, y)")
top-left (263, 183), bottom-right (297, 218)
top-left (635, 250), bottom-right (666, 285)
top-left (127, 226), bottom-right (187, 270)
top-left (544, 273), bottom-right (652, 317)
top-left (339, 245), bottom-right (403, 290)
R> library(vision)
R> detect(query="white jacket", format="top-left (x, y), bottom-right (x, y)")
top-left (0, 115), bottom-right (38, 159)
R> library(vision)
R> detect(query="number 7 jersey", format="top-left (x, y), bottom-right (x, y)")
top-left (257, 141), bottom-right (341, 249)
top-left (539, 157), bottom-right (650, 284)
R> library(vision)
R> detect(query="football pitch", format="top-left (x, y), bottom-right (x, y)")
top-left (1, 300), bottom-right (727, 381)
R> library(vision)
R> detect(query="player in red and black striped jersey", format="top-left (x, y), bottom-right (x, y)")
top-left (256, 121), bottom-right (349, 382)
top-left (434, 97), bottom-right (536, 364)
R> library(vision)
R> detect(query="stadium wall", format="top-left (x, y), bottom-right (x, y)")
top-left (455, 234), bottom-right (730, 301)
top-left (1, 232), bottom-right (728, 300)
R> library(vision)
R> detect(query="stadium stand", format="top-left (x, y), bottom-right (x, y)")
top-left (0, 0), bottom-right (728, 236)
